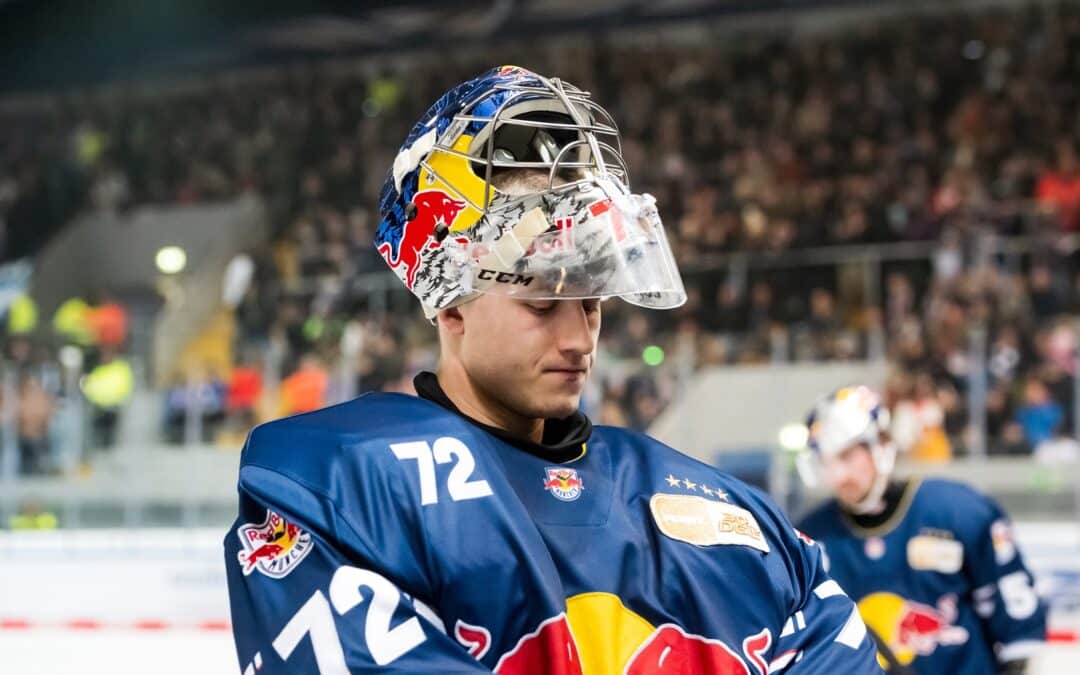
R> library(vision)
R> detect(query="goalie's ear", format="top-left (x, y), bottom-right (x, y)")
top-left (437, 305), bottom-right (465, 338)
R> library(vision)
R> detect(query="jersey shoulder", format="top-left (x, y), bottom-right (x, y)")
top-left (592, 425), bottom-right (767, 502)
top-left (237, 394), bottom-right (475, 522)
top-left (795, 499), bottom-right (846, 540)
top-left (241, 392), bottom-right (464, 471)
top-left (912, 477), bottom-right (1001, 536)
top-left (913, 477), bottom-right (997, 517)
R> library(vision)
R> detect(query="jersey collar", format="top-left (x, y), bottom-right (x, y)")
top-left (413, 371), bottom-right (591, 464)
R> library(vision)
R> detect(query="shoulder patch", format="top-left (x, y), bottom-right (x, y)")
top-left (650, 493), bottom-right (770, 553)
top-left (237, 509), bottom-right (314, 578)
top-left (991, 519), bottom-right (1017, 565)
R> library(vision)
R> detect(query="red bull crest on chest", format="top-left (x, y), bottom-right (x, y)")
top-left (544, 467), bottom-right (584, 501)
top-left (236, 509), bottom-right (314, 579)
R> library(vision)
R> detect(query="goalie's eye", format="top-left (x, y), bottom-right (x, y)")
top-left (525, 300), bottom-right (557, 315)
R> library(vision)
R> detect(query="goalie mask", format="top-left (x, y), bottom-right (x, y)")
top-left (374, 66), bottom-right (686, 318)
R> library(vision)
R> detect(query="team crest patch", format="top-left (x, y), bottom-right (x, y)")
top-left (543, 467), bottom-right (583, 501)
top-left (865, 536), bottom-right (886, 560)
top-left (236, 510), bottom-right (313, 578)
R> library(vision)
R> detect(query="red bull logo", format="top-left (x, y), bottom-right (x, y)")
top-left (858, 592), bottom-right (969, 668)
top-left (377, 190), bottom-right (467, 289)
top-left (625, 625), bottom-right (762, 675)
top-left (497, 65), bottom-right (530, 77)
top-left (544, 467), bottom-right (584, 502)
top-left (494, 614), bottom-right (582, 675)
top-left (491, 596), bottom-right (773, 675)
top-left (236, 509), bottom-right (314, 579)
top-left (524, 216), bottom-right (575, 257)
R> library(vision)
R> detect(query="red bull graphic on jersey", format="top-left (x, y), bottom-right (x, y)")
top-left (858, 592), bottom-right (969, 667)
top-left (377, 190), bottom-right (467, 289)
top-left (494, 613), bottom-right (582, 675)
top-left (544, 467), bottom-right (584, 501)
top-left (491, 596), bottom-right (776, 675)
top-left (236, 509), bottom-right (313, 578)
top-left (454, 619), bottom-right (493, 660)
top-left (624, 624), bottom-right (764, 675)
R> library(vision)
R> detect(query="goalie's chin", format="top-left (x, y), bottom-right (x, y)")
top-left (531, 391), bottom-right (584, 421)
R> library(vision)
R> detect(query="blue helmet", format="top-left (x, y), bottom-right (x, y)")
top-left (375, 66), bottom-right (685, 318)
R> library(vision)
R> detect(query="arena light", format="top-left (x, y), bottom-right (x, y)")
top-left (642, 345), bottom-right (665, 367)
top-left (778, 423), bottom-right (809, 451)
top-left (155, 246), bottom-right (187, 274)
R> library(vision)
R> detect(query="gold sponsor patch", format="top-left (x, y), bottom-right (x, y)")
top-left (649, 493), bottom-right (769, 553)
top-left (907, 535), bottom-right (963, 573)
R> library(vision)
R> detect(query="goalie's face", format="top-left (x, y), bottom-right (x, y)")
top-left (820, 443), bottom-right (878, 510)
top-left (452, 293), bottom-right (601, 421)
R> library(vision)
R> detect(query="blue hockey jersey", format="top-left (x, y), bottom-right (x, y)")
top-left (797, 478), bottom-right (1046, 674)
top-left (225, 393), bottom-right (883, 674)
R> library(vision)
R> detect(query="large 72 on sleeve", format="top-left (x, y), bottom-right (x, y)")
top-left (269, 565), bottom-right (428, 673)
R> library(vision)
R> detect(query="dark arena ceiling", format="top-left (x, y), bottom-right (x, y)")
top-left (0, 0), bottom-right (901, 94)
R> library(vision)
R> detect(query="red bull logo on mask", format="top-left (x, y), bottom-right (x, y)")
top-left (544, 467), bottom-right (584, 501)
top-left (858, 592), bottom-right (969, 668)
top-left (236, 509), bottom-right (314, 579)
top-left (377, 189), bottom-right (467, 289)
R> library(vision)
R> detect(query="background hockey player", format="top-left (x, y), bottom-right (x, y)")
top-left (796, 385), bottom-right (1047, 674)
top-left (225, 66), bottom-right (884, 674)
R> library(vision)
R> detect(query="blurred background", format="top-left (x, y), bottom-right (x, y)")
top-left (2, 0), bottom-right (1080, 672)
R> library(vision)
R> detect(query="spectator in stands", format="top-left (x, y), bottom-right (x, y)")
top-left (162, 365), bottom-right (230, 445)
top-left (17, 373), bottom-right (54, 474)
top-left (802, 288), bottom-right (841, 360)
top-left (705, 281), bottom-right (747, 334)
top-left (226, 356), bottom-right (263, 432)
top-left (87, 294), bottom-right (127, 350)
top-left (5, 294), bottom-right (37, 337)
top-left (81, 347), bottom-right (133, 449)
top-left (8, 498), bottom-right (58, 530)
top-left (988, 325), bottom-right (1023, 383)
top-left (985, 384), bottom-right (1016, 447)
top-left (1035, 138), bottom-right (1080, 232)
top-left (892, 372), bottom-right (952, 462)
top-left (1015, 373), bottom-right (1064, 447)
top-left (746, 281), bottom-right (777, 335)
top-left (279, 353), bottom-right (328, 416)
top-left (52, 297), bottom-right (95, 348)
